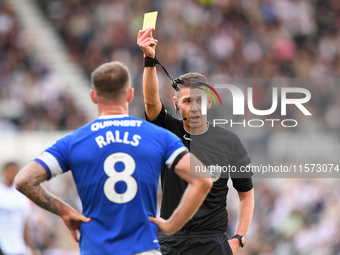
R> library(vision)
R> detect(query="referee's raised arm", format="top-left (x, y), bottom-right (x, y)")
top-left (137, 28), bottom-right (162, 121)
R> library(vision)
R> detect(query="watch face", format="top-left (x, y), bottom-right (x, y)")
top-left (241, 236), bottom-right (246, 245)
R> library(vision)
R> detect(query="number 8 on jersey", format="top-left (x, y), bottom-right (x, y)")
top-left (103, 152), bottom-right (138, 204)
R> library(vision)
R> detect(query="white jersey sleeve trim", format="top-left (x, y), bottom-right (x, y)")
top-left (37, 151), bottom-right (64, 177)
top-left (165, 147), bottom-right (188, 169)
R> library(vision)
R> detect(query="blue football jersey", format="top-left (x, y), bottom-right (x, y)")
top-left (35, 115), bottom-right (187, 255)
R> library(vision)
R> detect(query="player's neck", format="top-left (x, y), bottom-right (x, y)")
top-left (97, 103), bottom-right (129, 117)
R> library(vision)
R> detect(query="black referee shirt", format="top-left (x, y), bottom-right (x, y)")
top-left (147, 104), bottom-right (253, 236)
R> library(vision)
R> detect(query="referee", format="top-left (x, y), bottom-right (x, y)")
top-left (138, 28), bottom-right (254, 255)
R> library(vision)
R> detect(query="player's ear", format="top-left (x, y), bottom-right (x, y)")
top-left (127, 87), bottom-right (134, 103)
top-left (90, 89), bottom-right (98, 104)
top-left (173, 96), bottom-right (179, 111)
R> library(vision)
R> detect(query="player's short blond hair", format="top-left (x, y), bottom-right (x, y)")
top-left (91, 61), bottom-right (130, 100)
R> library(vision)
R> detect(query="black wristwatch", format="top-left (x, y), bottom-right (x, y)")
top-left (232, 234), bottom-right (246, 248)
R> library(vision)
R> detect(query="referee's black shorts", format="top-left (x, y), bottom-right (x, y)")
top-left (158, 234), bottom-right (233, 255)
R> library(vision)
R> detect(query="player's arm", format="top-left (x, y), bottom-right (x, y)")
top-left (228, 189), bottom-right (254, 254)
top-left (14, 161), bottom-right (91, 242)
top-left (137, 27), bottom-right (162, 121)
top-left (149, 153), bottom-right (212, 235)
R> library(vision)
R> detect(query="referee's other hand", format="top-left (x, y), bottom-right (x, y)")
top-left (148, 216), bottom-right (176, 236)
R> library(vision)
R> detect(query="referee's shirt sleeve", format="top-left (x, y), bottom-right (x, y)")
top-left (145, 103), bottom-right (177, 130)
top-left (163, 129), bottom-right (188, 170)
top-left (230, 136), bottom-right (253, 192)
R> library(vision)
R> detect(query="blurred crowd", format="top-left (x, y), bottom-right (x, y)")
top-left (0, 3), bottom-right (87, 131)
top-left (227, 178), bottom-right (340, 255)
top-left (37, 0), bottom-right (340, 78)
top-left (1, 0), bottom-right (340, 254)
top-left (3, 0), bottom-right (340, 130)
top-left (35, 0), bottom-right (340, 135)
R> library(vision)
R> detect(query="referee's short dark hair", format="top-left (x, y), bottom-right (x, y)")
top-left (91, 61), bottom-right (130, 100)
top-left (175, 72), bottom-right (209, 98)
top-left (178, 72), bottom-right (208, 88)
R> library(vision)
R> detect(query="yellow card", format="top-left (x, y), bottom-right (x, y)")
top-left (142, 11), bottom-right (158, 30)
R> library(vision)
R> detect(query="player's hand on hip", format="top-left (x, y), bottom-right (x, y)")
top-left (60, 206), bottom-right (91, 242)
top-left (148, 216), bottom-right (176, 236)
top-left (228, 238), bottom-right (241, 255)
top-left (137, 27), bottom-right (158, 58)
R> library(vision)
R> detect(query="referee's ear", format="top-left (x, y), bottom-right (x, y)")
top-left (90, 89), bottom-right (98, 104)
top-left (173, 96), bottom-right (179, 110)
top-left (207, 96), bottom-right (212, 109)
